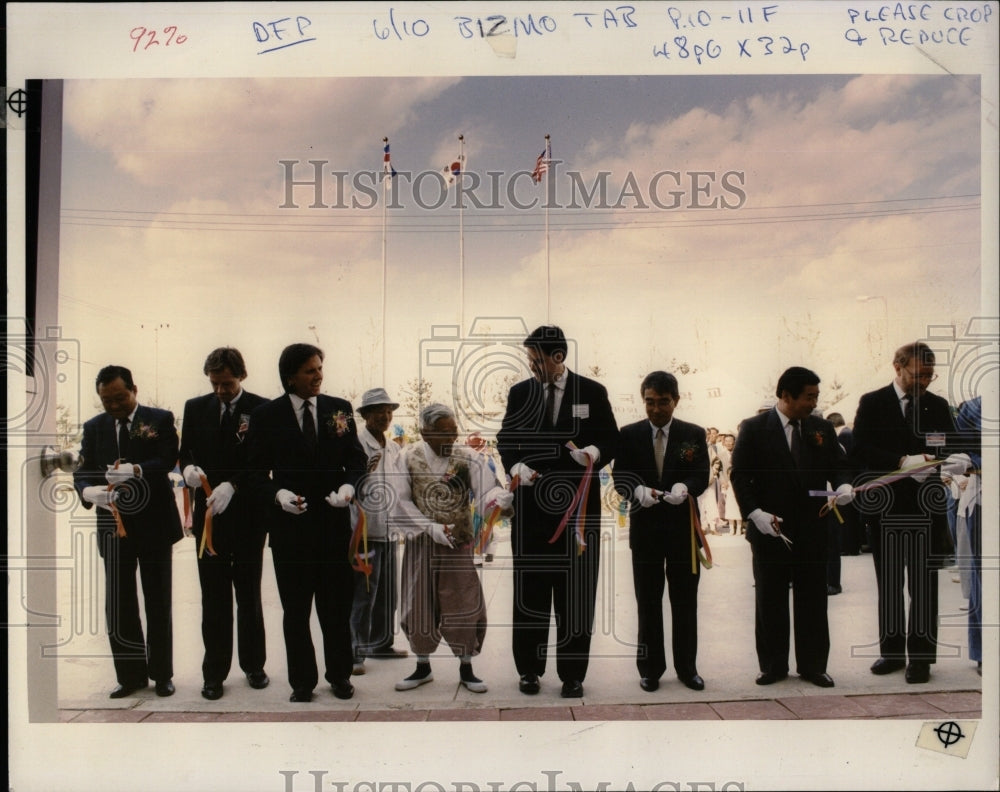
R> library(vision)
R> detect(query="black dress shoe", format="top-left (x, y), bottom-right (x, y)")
top-left (109, 681), bottom-right (148, 699)
top-left (755, 671), bottom-right (788, 686)
top-left (331, 679), bottom-right (355, 700)
top-left (905, 662), bottom-right (931, 684)
top-left (560, 680), bottom-right (584, 698)
top-left (289, 689), bottom-right (313, 703)
top-left (680, 674), bottom-right (705, 691)
top-left (639, 677), bottom-right (659, 692)
top-left (870, 657), bottom-right (906, 675)
top-left (800, 672), bottom-right (835, 688)
top-left (246, 670), bottom-right (270, 689)
top-left (201, 681), bottom-right (224, 700)
top-left (518, 673), bottom-right (540, 695)
top-left (154, 680), bottom-right (175, 697)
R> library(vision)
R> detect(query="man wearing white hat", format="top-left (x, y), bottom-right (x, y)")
top-left (351, 387), bottom-right (409, 675)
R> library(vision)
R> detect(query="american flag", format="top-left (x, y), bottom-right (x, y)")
top-left (531, 141), bottom-right (550, 183)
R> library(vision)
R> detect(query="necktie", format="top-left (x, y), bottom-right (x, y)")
top-left (220, 402), bottom-right (233, 430)
top-left (789, 419), bottom-right (802, 466)
top-left (654, 428), bottom-right (666, 479)
top-left (545, 382), bottom-right (557, 427)
top-left (302, 400), bottom-right (318, 451)
top-left (902, 396), bottom-right (914, 424)
top-left (117, 418), bottom-right (130, 459)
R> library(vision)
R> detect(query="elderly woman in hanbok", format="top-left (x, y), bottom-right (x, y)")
top-left (392, 404), bottom-right (512, 693)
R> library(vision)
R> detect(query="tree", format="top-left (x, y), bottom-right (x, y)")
top-left (55, 403), bottom-right (82, 449)
top-left (399, 377), bottom-right (434, 437)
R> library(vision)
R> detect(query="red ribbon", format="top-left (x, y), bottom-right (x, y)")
top-left (548, 446), bottom-right (593, 555)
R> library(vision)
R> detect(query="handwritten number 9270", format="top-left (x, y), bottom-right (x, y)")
top-left (130, 26), bottom-right (188, 52)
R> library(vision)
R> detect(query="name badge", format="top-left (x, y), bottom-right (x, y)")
top-left (572, 403), bottom-right (590, 419)
top-left (926, 433), bottom-right (946, 448)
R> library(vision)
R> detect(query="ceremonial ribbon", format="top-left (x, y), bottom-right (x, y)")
top-left (810, 458), bottom-right (944, 518)
top-left (197, 474), bottom-right (217, 559)
top-left (547, 444), bottom-right (592, 556)
top-left (476, 474), bottom-right (519, 554)
top-left (108, 460), bottom-right (128, 538)
top-left (688, 494), bottom-right (713, 573)
top-left (348, 503), bottom-right (373, 589)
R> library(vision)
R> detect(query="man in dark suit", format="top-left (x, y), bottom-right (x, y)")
top-left (852, 341), bottom-right (967, 684)
top-left (731, 366), bottom-right (853, 688)
top-left (614, 371), bottom-right (710, 692)
top-left (179, 347), bottom-right (269, 700)
top-left (497, 325), bottom-right (618, 698)
top-left (74, 365), bottom-right (183, 698)
top-left (246, 343), bottom-right (367, 702)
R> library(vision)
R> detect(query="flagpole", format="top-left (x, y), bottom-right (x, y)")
top-left (544, 134), bottom-right (550, 323)
top-left (382, 137), bottom-right (389, 381)
top-left (459, 133), bottom-right (465, 334)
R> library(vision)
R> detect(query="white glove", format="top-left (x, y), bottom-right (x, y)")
top-left (941, 453), bottom-right (972, 477)
top-left (749, 509), bottom-right (782, 537)
top-left (276, 489), bottom-right (307, 515)
top-left (105, 464), bottom-right (135, 485)
top-left (901, 454), bottom-right (933, 483)
top-left (833, 483), bottom-right (854, 506)
top-left (429, 523), bottom-right (456, 548)
top-left (183, 465), bottom-right (207, 488)
top-left (661, 482), bottom-right (689, 505)
top-left (324, 484), bottom-right (355, 508)
top-left (490, 490), bottom-right (514, 510)
top-left (634, 485), bottom-right (661, 508)
top-left (82, 485), bottom-right (118, 509)
top-left (206, 481), bottom-right (235, 515)
top-left (510, 462), bottom-right (539, 486)
top-left (569, 445), bottom-right (599, 467)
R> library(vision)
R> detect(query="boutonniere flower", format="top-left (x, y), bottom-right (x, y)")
top-left (677, 442), bottom-right (698, 463)
top-left (326, 411), bottom-right (351, 437)
top-left (807, 430), bottom-right (824, 448)
top-left (236, 414), bottom-right (251, 441)
top-left (442, 458), bottom-right (471, 490)
top-left (130, 420), bottom-right (158, 441)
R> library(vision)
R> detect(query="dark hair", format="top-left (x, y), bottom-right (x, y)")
top-left (826, 412), bottom-right (845, 427)
top-left (775, 366), bottom-right (820, 399)
top-left (523, 325), bottom-right (567, 360)
top-left (640, 370), bottom-right (680, 400)
top-left (278, 343), bottom-right (323, 393)
top-left (203, 347), bottom-right (247, 378)
top-left (95, 365), bottom-right (135, 393)
top-left (893, 341), bottom-right (936, 368)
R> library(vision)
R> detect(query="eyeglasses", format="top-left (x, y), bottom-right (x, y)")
top-left (905, 369), bottom-right (938, 383)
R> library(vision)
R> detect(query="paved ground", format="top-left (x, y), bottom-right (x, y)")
top-left (56, 513), bottom-right (983, 723)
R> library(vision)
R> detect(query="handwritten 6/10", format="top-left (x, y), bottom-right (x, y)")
top-left (130, 26), bottom-right (188, 52)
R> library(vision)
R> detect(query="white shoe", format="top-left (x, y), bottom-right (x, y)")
top-left (395, 668), bottom-right (433, 691)
top-left (461, 677), bottom-right (488, 693)
top-left (352, 662), bottom-right (366, 676)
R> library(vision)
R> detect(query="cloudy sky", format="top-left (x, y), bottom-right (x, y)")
top-left (58, 73), bottom-right (984, 433)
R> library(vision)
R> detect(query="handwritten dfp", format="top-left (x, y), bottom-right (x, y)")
top-left (253, 16), bottom-right (315, 54)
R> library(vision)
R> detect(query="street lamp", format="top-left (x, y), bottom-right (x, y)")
top-left (140, 322), bottom-right (170, 405)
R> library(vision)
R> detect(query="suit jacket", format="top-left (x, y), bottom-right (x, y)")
top-left (74, 405), bottom-right (183, 551)
top-left (730, 409), bottom-right (850, 560)
top-left (178, 390), bottom-right (268, 551)
top-left (497, 370), bottom-right (618, 555)
top-left (614, 418), bottom-right (710, 554)
top-left (246, 393), bottom-right (367, 557)
top-left (850, 383), bottom-right (956, 559)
